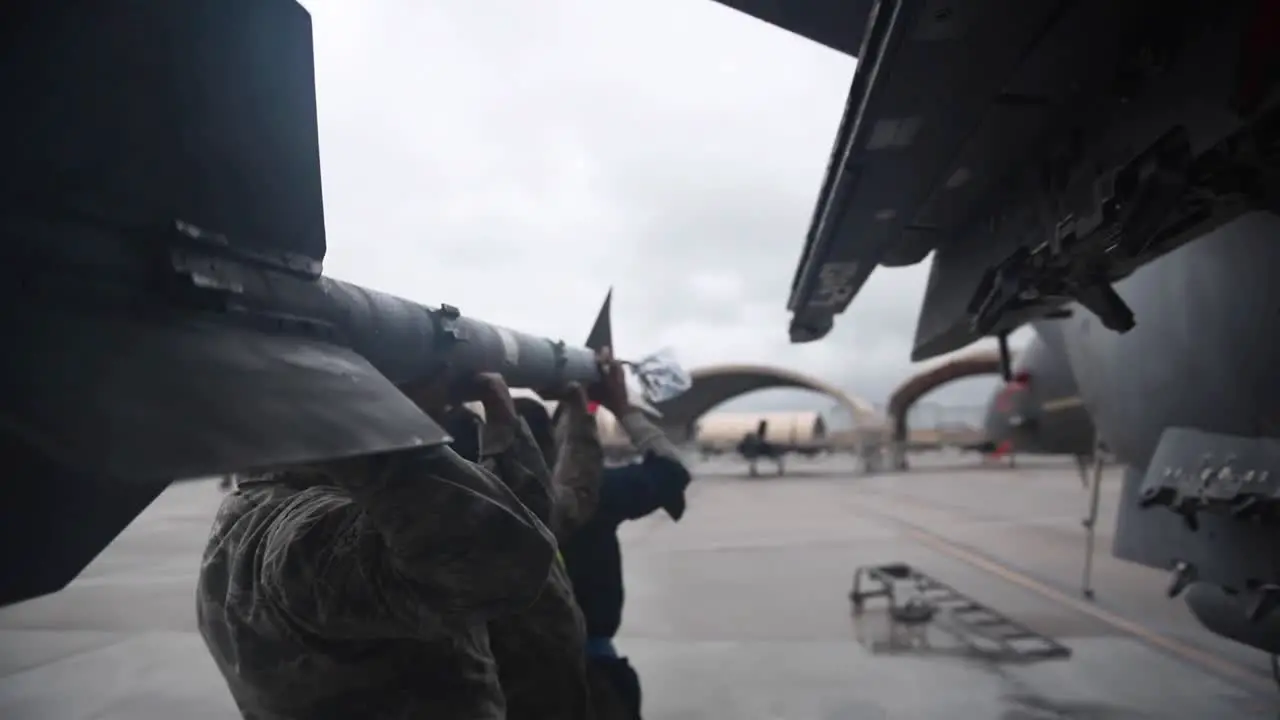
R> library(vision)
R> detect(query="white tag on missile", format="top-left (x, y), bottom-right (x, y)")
top-left (632, 348), bottom-right (692, 404)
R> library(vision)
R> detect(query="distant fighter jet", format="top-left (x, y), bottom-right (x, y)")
top-left (735, 418), bottom-right (826, 477)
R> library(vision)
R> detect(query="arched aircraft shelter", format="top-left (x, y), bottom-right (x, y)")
top-left (693, 411), bottom-right (829, 449)
top-left (652, 364), bottom-right (876, 446)
top-left (885, 349), bottom-right (1004, 469)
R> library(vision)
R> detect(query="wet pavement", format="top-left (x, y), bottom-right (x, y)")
top-left (2, 452), bottom-right (1277, 718)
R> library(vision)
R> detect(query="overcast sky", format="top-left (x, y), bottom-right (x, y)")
top-left (301, 0), bottom-right (1020, 417)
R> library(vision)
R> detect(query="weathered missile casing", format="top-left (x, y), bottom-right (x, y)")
top-left (2, 278), bottom-right (605, 485)
top-left (316, 275), bottom-right (602, 390)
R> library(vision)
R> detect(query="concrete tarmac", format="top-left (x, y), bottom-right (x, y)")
top-left (2, 452), bottom-right (1277, 718)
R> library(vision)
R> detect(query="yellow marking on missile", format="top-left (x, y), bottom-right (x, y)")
top-left (1040, 395), bottom-right (1085, 413)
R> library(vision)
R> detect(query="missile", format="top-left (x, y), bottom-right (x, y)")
top-left (3, 227), bottom-right (688, 485)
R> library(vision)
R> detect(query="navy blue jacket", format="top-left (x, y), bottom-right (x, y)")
top-left (562, 452), bottom-right (691, 639)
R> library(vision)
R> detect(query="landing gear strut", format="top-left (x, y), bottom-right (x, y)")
top-left (1079, 431), bottom-right (1106, 600)
top-left (996, 332), bottom-right (1013, 381)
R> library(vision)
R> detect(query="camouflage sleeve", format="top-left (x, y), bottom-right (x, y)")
top-left (258, 444), bottom-right (556, 641)
top-left (480, 416), bottom-right (554, 526)
top-left (618, 408), bottom-right (684, 464)
top-left (549, 399), bottom-right (605, 538)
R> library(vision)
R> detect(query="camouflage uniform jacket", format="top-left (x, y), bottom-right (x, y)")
top-left (483, 408), bottom-right (604, 720)
top-left (196, 442), bottom-right (557, 720)
top-left (549, 397), bottom-right (606, 539)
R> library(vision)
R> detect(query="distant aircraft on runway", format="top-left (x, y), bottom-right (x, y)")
top-left (733, 418), bottom-right (830, 477)
top-left (691, 412), bottom-right (833, 476)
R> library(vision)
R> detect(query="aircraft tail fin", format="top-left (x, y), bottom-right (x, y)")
top-left (583, 289), bottom-right (613, 414)
top-left (585, 288), bottom-right (613, 352)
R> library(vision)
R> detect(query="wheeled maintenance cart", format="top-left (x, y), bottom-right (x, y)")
top-left (850, 562), bottom-right (1072, 663)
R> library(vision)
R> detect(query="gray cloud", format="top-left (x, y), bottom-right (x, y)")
top-left (302, 0), bottom-right (1015, 416)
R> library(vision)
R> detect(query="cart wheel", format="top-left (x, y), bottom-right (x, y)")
top-left (890, 597), bottom-right (936, 624)
top-left (880, 563), bottom-right (912, 578)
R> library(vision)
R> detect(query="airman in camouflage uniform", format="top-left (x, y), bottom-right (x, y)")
top-left (512, 382), bottom-right (606, 539)
top-left (487, 375), bottom-right (608, 720)
top-left (564, 351), bottom-right (692, 720)
top-left (196, 372), bottom-right (556, 720)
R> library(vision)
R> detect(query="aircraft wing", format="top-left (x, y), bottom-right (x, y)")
top-left (787, 0), bottom-right (1098, 344)
top-left (707, 1), bottom-right (871, 57)
top-left (782, 0), bottom-right (1274, 355)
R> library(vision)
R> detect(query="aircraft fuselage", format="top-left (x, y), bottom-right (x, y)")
top-left (1039, 212), bottom-right (1280, 473)
top-left (1037, 212), bottom-right (1280, 654)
